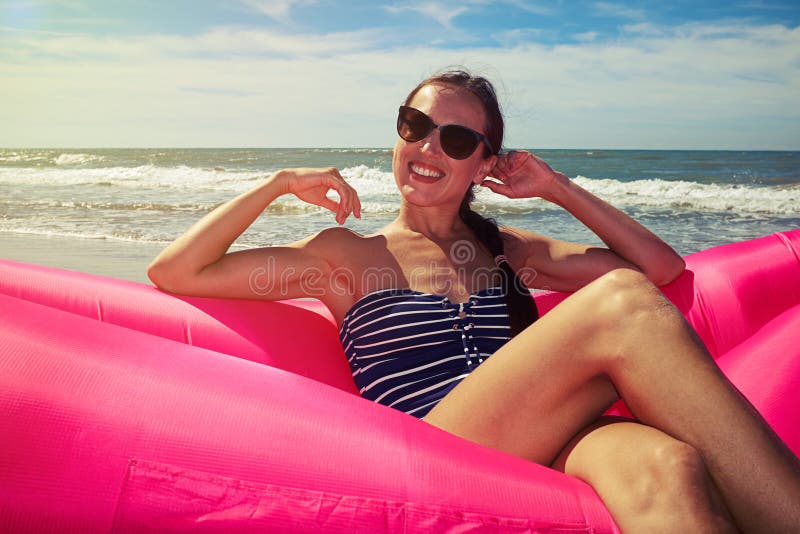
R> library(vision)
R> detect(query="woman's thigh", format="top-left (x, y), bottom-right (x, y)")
top-left (423, 273), bottom-right (643, 464)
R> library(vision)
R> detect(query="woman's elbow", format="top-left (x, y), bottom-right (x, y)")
top-left (146, 260), bottom-right (166, 288)
top-left (146, 259), bottom-right (183, 293)
top-left (649, 255), bottom-right (686, 287)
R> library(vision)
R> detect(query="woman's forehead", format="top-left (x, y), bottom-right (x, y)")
top-left (408, 83), bottom-right (487, 130)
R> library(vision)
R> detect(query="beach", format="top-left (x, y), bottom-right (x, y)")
top-left (1, 147), bottom-right (798, 285)
top-left (0, 232), bottom-right (163, 284)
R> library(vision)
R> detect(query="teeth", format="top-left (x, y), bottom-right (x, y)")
top-left (411, 164), bottom-right (444, 178)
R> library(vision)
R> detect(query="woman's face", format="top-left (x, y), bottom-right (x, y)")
top-left (392, 83), bottom-right (496, 208)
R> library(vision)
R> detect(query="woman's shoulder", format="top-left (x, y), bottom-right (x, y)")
top-left (301, 226), bottom-right (388, 268)
top-left (298, 226), bottom-right (394, 323)
top-left (499, 226), bottom-right (591, 262)
top-left (498, 226), bottom-right (554, 262)
top-left (303, 226), bottom-right (381, 251)
top-left (498, 225), bottom-right (583, 274)
top-left (307, 226), bottom-right (364, 244)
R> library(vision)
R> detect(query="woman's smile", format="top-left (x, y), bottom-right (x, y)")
top-left (409, 161), bottom-right (446, 183)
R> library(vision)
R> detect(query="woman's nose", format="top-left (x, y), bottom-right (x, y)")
top-left (420, 127), bottom-right (443, 156)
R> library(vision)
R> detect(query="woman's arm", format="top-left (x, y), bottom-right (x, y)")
top-left (486, 151), bottom-right (685, 291)
top-left (147, 167), bottom-right (361, 300)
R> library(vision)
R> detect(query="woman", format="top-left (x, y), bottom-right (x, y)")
top-left (149, 70), bottom-right (800, 533)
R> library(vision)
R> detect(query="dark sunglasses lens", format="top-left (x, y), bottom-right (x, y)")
top-left (397, 106), bottom-right (484, 160)
top-left (397, 107), bottom-right (432, 142)
top-left (440, 125), bottom-right (480, 160)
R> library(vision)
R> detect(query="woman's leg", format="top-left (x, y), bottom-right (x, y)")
top-left (551, 417), bottom-right (737, 533)
top-left (424, 269), bottom-right (800, 532)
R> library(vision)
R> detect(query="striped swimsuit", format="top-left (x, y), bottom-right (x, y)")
top-left (339, 287), bottom-right (513, 418)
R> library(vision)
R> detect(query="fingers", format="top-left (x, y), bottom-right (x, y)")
top-left (480, 178), bottom-right (515, 197)
top-left (286, 167), bottom-right (362, 224)
top-left (489, 150), bottom-right (542, 186)
top-left (492, 150), bottom-right (525, 180)
top-left (325, 168), bottom-right (362, 225)
top-left (490, 163), bottom-right (510, 182)
top-left (491, 153), bottom-right (516, 181)
top-left (507, 150), bottom-right (534, 173)
top-left (318, 196), bottom-right (340, 214)
top-left (485, 151), bottom-right (558, 200)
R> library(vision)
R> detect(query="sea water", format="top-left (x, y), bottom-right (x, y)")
top-left (1, 148), bottom-right (798, 256)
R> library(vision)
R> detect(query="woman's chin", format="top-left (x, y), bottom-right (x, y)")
top-left (409, 170), bottom-right (445, 186)
top-left (398, 184), bottom-right (438, 206)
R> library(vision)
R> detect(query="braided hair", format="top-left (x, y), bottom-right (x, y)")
top-left (404, 69), bottom-right (538, 336)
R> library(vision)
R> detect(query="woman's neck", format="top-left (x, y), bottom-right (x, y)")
top-left (394, 202), bottom-right (469, 240)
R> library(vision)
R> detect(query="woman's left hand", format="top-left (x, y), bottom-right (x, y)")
top-left (482, 150), bottom-right (565, 201)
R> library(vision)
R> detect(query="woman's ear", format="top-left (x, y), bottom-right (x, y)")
top-left (473, 154), bottom-right (497, 185)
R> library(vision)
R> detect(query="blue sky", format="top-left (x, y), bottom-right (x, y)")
top-left (2, 1), bottom-right (799, 149)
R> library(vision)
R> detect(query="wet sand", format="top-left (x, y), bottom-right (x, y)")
top-left (0, 232), bottom-right (166, 284)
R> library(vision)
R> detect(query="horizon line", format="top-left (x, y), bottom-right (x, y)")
top-left (3, 146), bottom-right (800, 152)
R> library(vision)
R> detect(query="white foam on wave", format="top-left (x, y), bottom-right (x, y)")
top-left (54, 153), bottom-right (107, 166)
top-left (572, 176), bottom-right (799, 216)
top-left (4, 198), bottom-right (217, 212)
top-left (327, 148), bottom-right (392, 155)
top-left (0, 153), bottom-right (30, 163)
top-left (0, 150), bottom-right (52, 164)
top-left (337, 167), bottom-right (799, 216)
top-left (2, 163), bottom-right (796, 216)
top-left (472, 175), bottom-right (799, 216)
top-left (340, 165), bottom-right (397, 193)
top-left (0, 165), bottom-right (262, 190)
top-left (0, 226), bottom-right (167, 244)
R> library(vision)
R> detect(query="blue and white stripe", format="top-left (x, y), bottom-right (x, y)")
top-left (339, 287), bottom-right (512, 418)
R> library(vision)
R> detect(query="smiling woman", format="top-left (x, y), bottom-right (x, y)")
top-left (143, 69), bottom-right (800, 532)
top-left (3, 5), bottom-right (800, 531)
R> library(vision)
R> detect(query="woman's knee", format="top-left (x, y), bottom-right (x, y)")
top-left (645, 439), bottom-right (708, 498)
top-left (581, 269), bottom-right (688, 359)
top-left (562, 423), bottom-right (706, 509)
top-left (625, 439), bottom-right (735, 532)
top-left (591, 269), bottom-right (671, 322)
top-left (597, 430), bottom-right (709, 513)
top-left (644, 440), bottom-right (737, 526)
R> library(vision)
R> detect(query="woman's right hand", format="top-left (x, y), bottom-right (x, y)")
top-left (274, 167), bottom-right (362, 225)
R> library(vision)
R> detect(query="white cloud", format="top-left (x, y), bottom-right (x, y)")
top-left (574, 31), bottom-right (599, 42)
top-left (1, 25), bottom-right (382, 61)
top-left (2, 21), bottom-right (799, 149)
top-left (385, 2), bottom-right (470, 29)
top-left (6, 0), bottom-right (89, 10)
top-left (383, 0), bottom-right (552, 28)
top-left (491, 27), bottom-right (546, 47)
top-left (620, 23), bottom-right (664, 37)
top-left (593, 2), bottom-right (646, 20)
top-left (240, 0), bottom-right (318, 24)
top-left (735, 1), bottom-right (796, 10)
top-left (502, 1), bottom-right (554, 16)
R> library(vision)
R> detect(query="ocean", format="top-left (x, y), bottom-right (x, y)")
top-left (1, 147), bottom-right (798, 258)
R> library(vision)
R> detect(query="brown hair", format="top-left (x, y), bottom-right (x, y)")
top-left (404, 69), bottom-right (538, 336)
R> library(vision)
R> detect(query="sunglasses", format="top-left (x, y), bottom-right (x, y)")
top-left (396, 106), bottom-right (494, 160)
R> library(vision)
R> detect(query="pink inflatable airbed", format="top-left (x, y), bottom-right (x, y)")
top-left (1, 230), bottom-right (799, 533)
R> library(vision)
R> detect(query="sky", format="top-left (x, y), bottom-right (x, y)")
top-left (2, 1), bottom-right (799, 150)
